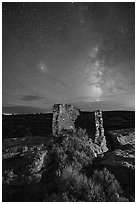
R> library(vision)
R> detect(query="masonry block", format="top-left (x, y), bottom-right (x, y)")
top-left (52, 104), bottom-right (108, 154)
top-left (52, 104), bottom-right (80, 136)
top-left (94, 110), bottom-right (108, 153)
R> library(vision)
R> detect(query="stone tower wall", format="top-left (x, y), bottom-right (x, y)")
top-left (94, 110), bottom-right (108, 153)
top-left (52, 104), bottom-right (80, 136)
top-left (52, 104), bottom-right (108, 153)
top-left (94, 110), bottom-right (104, 143)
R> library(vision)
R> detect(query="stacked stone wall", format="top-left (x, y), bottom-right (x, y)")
top-left (94, 110), bottom-right (104, 144)
top-left (52, 104), bottom-right (80, 136)
top-left (52, 104), bottom-right (108, 153)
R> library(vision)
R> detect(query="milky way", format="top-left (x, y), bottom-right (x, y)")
top-left (2, 2), bottom-right (135, 113)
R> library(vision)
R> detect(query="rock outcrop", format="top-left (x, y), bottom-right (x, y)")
top-left (3, 137), bottom-right (48, 186)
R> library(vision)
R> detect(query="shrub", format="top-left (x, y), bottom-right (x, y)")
top-left (44, 129), bottom-right (128, 202)
top-left (89, 168), bottom-right (129, 202)
top-left (51, 128), bottom-right (95, 171)
top-left (58, 166), bottom-right (128, 202)
top-left (43, 128), bottom-right (95, 201)
top-left (59, 165), bottom-right (91, 201)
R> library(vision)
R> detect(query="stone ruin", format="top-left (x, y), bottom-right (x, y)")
top-left (52, 104), bottom-right (108, 153)
top-left (52, 104), bottom-right (80, 136)
top-left (94, 110), bottom-right (104, 144)
top-left (94, 110), bottom-right (108, 153)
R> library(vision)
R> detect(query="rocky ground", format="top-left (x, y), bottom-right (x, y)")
top-left (2, 137), bottom-right (49, 201)
top-left (94, 128), bottom-right (135, 200)
top-left (2, 128), bottom-right (135, 201)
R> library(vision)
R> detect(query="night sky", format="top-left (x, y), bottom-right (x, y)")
top-left (2, 2), bottom-right (135, 113)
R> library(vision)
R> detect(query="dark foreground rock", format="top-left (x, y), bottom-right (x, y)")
top-left (106, 128), bottom-right (135, 150)
top-left (2, 137), bottom-right (49, 201)
top-left (92, 129), bottom-right (135, 201)
top-left (2, 128), bottom-right (135, 201)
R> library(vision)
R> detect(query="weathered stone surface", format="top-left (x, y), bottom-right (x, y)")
top-left (109, 129), bottom-right (135, 147)
top-left (105, 128), bottom-right (135, 152)
top-left (94, 110), bottom-right (104, 143)
top-left (52, 105), bottom-right (108, 154)
top-left (94, 110), bottom-right (108, 153)
top-left (2, 137), bottom-right (48, 186)
top-left (52, 104), bottom-right (80, 136)
top-left (95, 147), bottom-right (135, 198)
top-left (98, 148), bottom-right (135, 168)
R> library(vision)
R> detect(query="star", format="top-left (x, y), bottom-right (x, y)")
top-left (39, 63), bottom-right (48, 73)
top-left (2, 2), bottom-right (135, 113)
